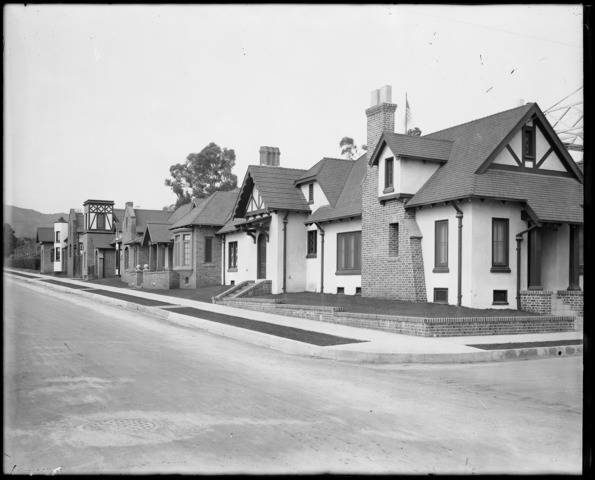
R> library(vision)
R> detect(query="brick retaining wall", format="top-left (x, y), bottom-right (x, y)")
top-left (556, 290), bottom-right (583, 316)
top-left (141, 270), bottom-right (180, 290)
top-left (216, 298), bottom-right (574, 337)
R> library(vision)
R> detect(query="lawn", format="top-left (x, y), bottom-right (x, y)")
top-left (254, 292), bottom-right (537, 318)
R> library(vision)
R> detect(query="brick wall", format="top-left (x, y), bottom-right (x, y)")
top-left (40, 244), bottom-right (53, 273)
top-left (520, 290), bottom-right (552, 314)
top-left (141, 270), bottom-right (180, 289)
top-left (194, 227), bottom-right (222, 287)
top-left (556, 290), bottom-right (583, 316)
top-left (240, 280), bottom-right (272, 297)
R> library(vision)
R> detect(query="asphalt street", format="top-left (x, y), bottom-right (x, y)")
top-left (3, 278), bottom-right (582, 474)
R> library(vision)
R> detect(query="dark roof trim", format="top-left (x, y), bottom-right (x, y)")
top-left (476, 104), bottom-right (583, 183)
top-left (294, 175), bottom-right (317, 186)
top-left (232, 172), bottom-right (255, 219)
top-left (488, 163), bottom-right (574, 178)
top-left (367, 136), bottom-right (389, 167)
top-left (398, 155), bottom-right (446, 164)
top-left (304, 213), bottom-right (362, 226)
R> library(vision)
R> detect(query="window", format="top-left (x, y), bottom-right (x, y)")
top-left (522, 125), bottom-right (536, 166)
top-left (204, 237), bottom-right (213, 263)
top-left (384, 157), bottom-right (394, 191)
top-left (55, 231), bottom-right (60, 242)
top-left (307, 230), bottom-right (317, 257)
top-left (96, 213), bottom-right (106, 230)
top-left (50, 248), bottom-right (54, 262)
top-left (174, 235), bottom-right (180, 266)
top-left (493, 290), bottom-right (508, 305)
top-left (355, 286), bottom-right (362, 295)
top-left (183, 234), bottom-right (191, 266)
top-left (434, 288), bottom-right (448, 303)
top-left (308, 183), bottom-right (314, 204)
top-left (55, 247), bottom-right (60, 262)
top-left (79, 242), bottom-right (83, 252)
top-left (69, 244), bottom-right (72, 257)
top-left (491, 218), bottom-right (510, 272)
top-left (337, 287), bottom-right (345, 294)
top-left (389, 223), bottom-right (399, 257)
top-left (337, 231), bottom-right (361, 274)
top-left (124, 247), bottom-right (129, 269)
top-left (434, 220), bottom-right (448, 272)
top-left (228, 241), bottom-right (238, 269)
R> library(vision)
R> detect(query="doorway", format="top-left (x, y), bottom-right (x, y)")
top-left (257, 233), bottom-right (267, 279)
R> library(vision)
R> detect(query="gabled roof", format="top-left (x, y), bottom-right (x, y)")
top-left (113, 208), bottom-right (124, 224)
top-left (306, 153), bottom-right (367, 224)
top-left (217, 217), bottom-right (247, 235)
top-left (36, 227), bottom-right (54, 243)
top-left (368, 132), bottom-right (453, 165)
top-left (234, 165), bottom-right (309, 217)
top-left (133, 209), bottom-right (172, 233)
top-left (167, 200), bottom-right (196, 225)
top-left (406, 102), bottom-right (583, 224)
top-left (295, 157), bottom-right (355, 207)
top-left (142, 222), bottom-right (172, 244)
top-left (170, 189), bottom-right (239, 229)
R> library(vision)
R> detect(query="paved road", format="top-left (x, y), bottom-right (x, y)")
top-left (3, 278), bottom-right (582, 474)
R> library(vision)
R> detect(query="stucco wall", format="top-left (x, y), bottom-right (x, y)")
top-left (376, 144), bottom-right (400, 197)
top-left (223, 230), bottom-right (257, 286)
top-left (540, 224), bottom-right (570, 291)
top-left (322, 219), bottom-right (362, 295)
top-left (400, 158), bottom-right (440, 196)
top-left (299, 181), bottom-right (329, 211)
top-left (284, 213), bottom-right (308, 293)
top-left (53, 222), bottom-right (68, 272)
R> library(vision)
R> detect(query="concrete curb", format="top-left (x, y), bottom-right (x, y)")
top-left (7, 273), bottom-right (583, 365)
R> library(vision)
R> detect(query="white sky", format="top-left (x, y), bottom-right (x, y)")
top-left (4, 4), bottom-right (582, 213)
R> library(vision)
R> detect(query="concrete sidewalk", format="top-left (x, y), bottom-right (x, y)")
top-left (5, 268), bottom-right (583, 364)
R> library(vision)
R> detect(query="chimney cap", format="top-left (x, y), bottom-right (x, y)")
top-left (370, 85), bottom-right (392, 107)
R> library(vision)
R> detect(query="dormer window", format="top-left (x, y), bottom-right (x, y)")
top-left (522, 125), bottom-right (536, 166)
top-left (384, 157), bottom-right (394, 193)
top-left (308, 183), bottom-right (314, 204)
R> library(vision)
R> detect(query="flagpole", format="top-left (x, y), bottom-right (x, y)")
top-left (405, 92), bottom-right (408, 133)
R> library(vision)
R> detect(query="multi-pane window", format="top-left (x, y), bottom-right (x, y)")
top-left (491, 218), bottom-right (510, 271)
top-left (389, 223), bottom-right (399, 257)
top-left (522, 125), bottom-right (536, 166)
top-left (228, 241), bottom-right (238, 269)
top-left (55, 247), bottom-right (60, 262)
top-left (204, 237), bottom-right (213, 263)
top-left (337, 231), bottom-right (361, 274)
top-left (308, 183), bottom-right (314, 204)
top-left (307, 230), bottom-right (317, 257)
top-left (434, 220), bottom-right (448, 271)
top-left (183, 234), bottom-right (191, 266)
top-left (385, 157), bottom-right (394, 190)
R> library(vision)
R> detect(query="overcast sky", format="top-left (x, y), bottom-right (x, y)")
top-left (4, 4), bottom-right (582, 213)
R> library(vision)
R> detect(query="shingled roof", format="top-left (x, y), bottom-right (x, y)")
top-left (406, 102), bottom-right (583, 223)
top-left (234, 165), bottom-right (309, 217)
top-left (294, 158), bottom-right (355, 207)
top-left (142, 223), bottom-right (172, 244)
top-left (36, 227), bottom-right (54, 243)
top-left (368, 132), bottom-right (453, 165)
top-left (170, 189), bottom-right (239, 229)
top-left (306, 153), bottom-right (367, 224)
top-left (134, 209), bottom-right (172, 233)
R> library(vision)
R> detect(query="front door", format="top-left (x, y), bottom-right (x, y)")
top-left (257, 233), bottom-right (267, 279)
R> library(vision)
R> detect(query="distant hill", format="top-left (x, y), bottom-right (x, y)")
top-left (4, 205), bottom-right (69, 239)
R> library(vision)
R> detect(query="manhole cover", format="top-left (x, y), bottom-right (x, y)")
top-left (81, 418), bottom-right (159, 433)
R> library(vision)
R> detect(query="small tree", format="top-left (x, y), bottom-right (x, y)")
top-left (3, 223), bottom-right (17, 257)
top-left (340, 136), bottom-right (364, 160)
top-left (407, 127), bottom-right (422, 137)
top-left (165, 142), bottom-right (238, 208)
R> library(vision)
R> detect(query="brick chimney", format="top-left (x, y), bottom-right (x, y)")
top-left (259, 146), bottom-right (280, 166)
top-left (366, 85), bottom-right (397, 157)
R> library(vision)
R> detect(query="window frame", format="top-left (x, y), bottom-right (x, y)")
top-left (307, 230), bottom-right (317, 258)
top-left (96, 213), bottom-right (106, 230)
top-left (522, 125), bottom-right (536, 166)
top-left (55, 231), bottom-right (60, 242)
top-left (388, 222), bottom-right (399, 257)
top-left (493, 289), bottom-right (508, 305)
top-left (491, 218), bottom-right (510, 272)
top-left (433, 220), bottom-right (449, 272)
top-left (433, 288), bottom-right (448, 303)
top-left (204, 236), bottom-right (213, 263)
top-left (183, 234), bottom-right (191, 266)
top-left (384, 157), bottom-right (394, 193)
top-left (228, 241), bottom-right (238, 270)
top-left (55, 246), bottom-right (60, 262)
top-left (336, 230), bottom-right (361, 275)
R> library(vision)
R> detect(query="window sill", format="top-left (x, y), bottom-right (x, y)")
top-left (383, 186), bottom-right (394, 194)
top-left (490, 266), bottom-right (511, 273)
top-left (173, 266), bottom-right (193, 271)
top-left (306, 253), bottom-right (317, 259)
top-left (335, 270), bottom-right (361, 276)
top-left (227, 267), bottom-right (238, 272)
top-left (433, 267), bottom-right (449, 273)
top-left (528, 286), bottom-right (543, 291)
top-left (492, 301), bottom-right (509, 306)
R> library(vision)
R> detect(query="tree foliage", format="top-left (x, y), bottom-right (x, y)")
top-left (165, 142), bottom-right (238, 208)
top-left (407, 127), bottom-right (422, 137)
top-left (3, 223), bottom-right (17, 257)
top-left (339, 136), bottom-right (366, 159)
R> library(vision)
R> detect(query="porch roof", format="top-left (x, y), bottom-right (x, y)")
top-left (143, 222), bottom-right (173, 244)
top-left (36, 227), bottom-right (54, 243)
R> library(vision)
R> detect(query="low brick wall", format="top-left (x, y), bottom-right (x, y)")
top-left (520, 290), bottom-right (552, 314)
top-left (556, 290), bottom-right (583, 316)
top-left (127, 270), bottom-right (144, 288)
top-left (217, 298), bottom-right (575, 337)
top-left (240, 280), bottom-right (272, 298)
top-left (141, 270), bottom-right (179, 290)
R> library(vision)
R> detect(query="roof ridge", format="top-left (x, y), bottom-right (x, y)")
top-left (387, 131), bottom-right (453, 144)
top-left (424, 103), bottom-right (534, 138)
top-left (249, 164), bottom-right (308, 173)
